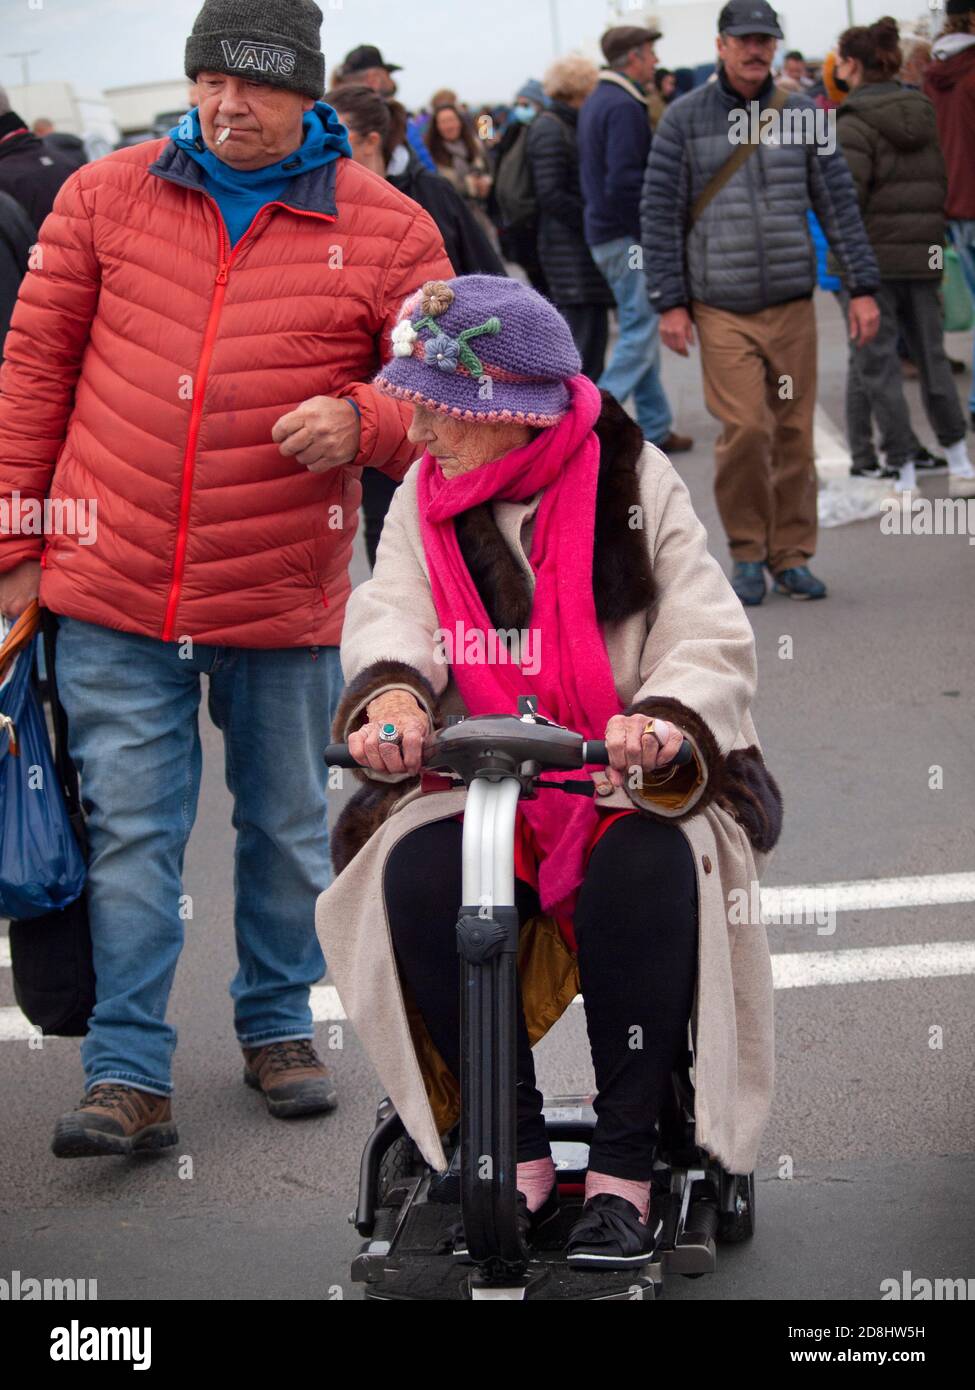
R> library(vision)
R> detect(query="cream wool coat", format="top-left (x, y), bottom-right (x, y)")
top-left (315, 441), bottom-right (777, 1176)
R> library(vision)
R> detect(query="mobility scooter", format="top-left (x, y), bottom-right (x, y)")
top-left (325, 700), bottom-right (756, 1301)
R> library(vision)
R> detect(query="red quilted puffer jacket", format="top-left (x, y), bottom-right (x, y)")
top-left (0, 138), bottom-right (453, 646)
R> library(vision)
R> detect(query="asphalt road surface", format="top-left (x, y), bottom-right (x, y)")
top-left (2, 294), bottom-right (973, 1302)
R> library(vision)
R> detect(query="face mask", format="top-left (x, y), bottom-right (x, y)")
top-left (512, 103), bottom-right (536, 124)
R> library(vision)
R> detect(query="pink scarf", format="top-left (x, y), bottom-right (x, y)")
top-left (417, 374), bottom-right (622, 915)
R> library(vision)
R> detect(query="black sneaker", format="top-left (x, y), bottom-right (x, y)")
top-left (912, 446), bottom-right (948, 475)
top-left (566, 1193), bottom-right (663, 1271)
top-left (850, 461), bottom-right (897, 480)
top-left (450, 1183), bottom-right (559, 1263)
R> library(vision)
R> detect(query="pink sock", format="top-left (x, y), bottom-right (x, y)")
top-left (516, 1155), bottom-right (556, 1212)
top-left (585, 1170), bottom-right (651, 1224)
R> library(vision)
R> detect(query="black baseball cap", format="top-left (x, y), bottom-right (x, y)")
top-left (343, 44), bottom-right (402, 74)
top-left (717, 0), bottom-right (784, 38)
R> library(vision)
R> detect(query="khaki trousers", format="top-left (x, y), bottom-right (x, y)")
top-left (693, 297), bottom-right (818, 571)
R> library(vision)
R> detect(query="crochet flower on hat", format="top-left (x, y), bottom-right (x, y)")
top-left (391, 320), bottom-right (418, 357)
top-left (424, 334), bottom-right (460, 373)
top-left (393, 279), bottom-right (502, 378)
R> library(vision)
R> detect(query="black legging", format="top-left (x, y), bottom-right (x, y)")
top-left (384, 813), bottom-right (699, 1180)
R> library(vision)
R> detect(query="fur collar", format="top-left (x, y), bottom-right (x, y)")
top-left (453, 390), bottom-right (654, 630)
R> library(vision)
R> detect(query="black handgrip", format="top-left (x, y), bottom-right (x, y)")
top-left (583, 737), bottom-right (694, 768)
top-left (324, 742), bottom-right (361, 769)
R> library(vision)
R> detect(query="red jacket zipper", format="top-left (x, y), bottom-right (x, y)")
top-left (160, 198), bottom-right (338, 642)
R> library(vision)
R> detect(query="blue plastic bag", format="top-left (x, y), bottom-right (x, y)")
top-left (0, 616), bottom-right (86, 920)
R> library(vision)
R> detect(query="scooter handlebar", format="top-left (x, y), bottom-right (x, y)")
top-left (325, 735), bottom-right (695, 771)
top-left (582, 736), bottom-right (694, 768)
top-left (323, 743), bottom-right (362, 768)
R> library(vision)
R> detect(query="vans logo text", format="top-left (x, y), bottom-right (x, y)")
top-left (220, 40), bottom-right (297, 77)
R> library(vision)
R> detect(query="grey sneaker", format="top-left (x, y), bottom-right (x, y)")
top-left (731, 561), bottom-right (766, 607)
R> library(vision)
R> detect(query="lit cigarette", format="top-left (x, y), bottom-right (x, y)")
top-left (216, 127), bottom-right (232, 146)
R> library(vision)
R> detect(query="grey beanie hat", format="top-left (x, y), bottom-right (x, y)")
top-left (186, 0), bottom-right (326, 99)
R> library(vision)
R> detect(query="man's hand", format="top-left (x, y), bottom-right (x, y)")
top-left (660, 307), bottom-right (696, 357)
top-left (0, 559), bottom-right (41, 619)
top-left (848, 296), bottom-right (880, 347)
top-left (271, 396), bottom-right (361, 473)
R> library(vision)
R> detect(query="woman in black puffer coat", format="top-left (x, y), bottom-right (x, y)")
top-left (526, 58), bottom-right (613, 379)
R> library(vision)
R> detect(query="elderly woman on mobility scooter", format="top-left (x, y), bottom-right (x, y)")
top-left (315, 275), bottom-right (782, 1271)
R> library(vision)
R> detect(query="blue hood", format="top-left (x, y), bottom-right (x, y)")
top-left (170, 101), bottom-right (352, 183)
top-left (168, 102), bottom-right (352, 246)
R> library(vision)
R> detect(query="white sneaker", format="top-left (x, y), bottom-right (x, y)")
top-left (894, 461), bottom-right (916, 493)
top-left (949, 471), bottom-right (975, 498)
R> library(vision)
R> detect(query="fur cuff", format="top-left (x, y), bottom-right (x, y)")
top-left (715, 746), bottom-right (783, 854)
top-left (620, 696), bottom-right (783, 852)
top-left (331, 781), bottom-right (411, 876)
top-left (332, 659), bottom-right (438, 741)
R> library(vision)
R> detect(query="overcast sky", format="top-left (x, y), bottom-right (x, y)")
top-left (3, 0), bottom-right (944, 109)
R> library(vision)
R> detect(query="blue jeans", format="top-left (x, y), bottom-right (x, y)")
top-left (54, 616), bottom-right (343, 1096)
top-left (948, 219), bottom-right (975, 413)
top-left (589, 236), bottom-right (673, 446)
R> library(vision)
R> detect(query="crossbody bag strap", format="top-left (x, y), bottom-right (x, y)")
top-left (689, 85), bottom-right (788, 229)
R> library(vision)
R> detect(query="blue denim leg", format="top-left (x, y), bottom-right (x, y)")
top-left (54, 616), bottom-right (212, 1096)
top-left (590, 236), bottom-right (673, 445)
top-left (948, 220), bottom-right (975, 413)
top-left (206, 644), bottom-right (343, 1047)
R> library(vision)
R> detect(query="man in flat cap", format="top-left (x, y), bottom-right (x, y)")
top-left (578, 26), bottom-right (691, 457)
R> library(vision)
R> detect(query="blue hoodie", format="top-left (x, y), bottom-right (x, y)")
top-left (170, 102), bottom-right (352, 246)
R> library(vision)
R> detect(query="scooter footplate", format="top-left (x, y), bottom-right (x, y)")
top-left (356, 1199), bottom-right (663, 1301)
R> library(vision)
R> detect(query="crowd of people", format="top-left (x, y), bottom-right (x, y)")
top-left (0, 0), bottom-right (973, 1268)
top-left (317, 1), bottom-right (975, 603)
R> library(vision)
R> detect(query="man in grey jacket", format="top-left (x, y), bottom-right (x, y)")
top-left (641, 0), bottom-right (881, 605)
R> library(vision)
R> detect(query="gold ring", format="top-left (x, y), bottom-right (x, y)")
top-left (642, 720), bottom-right (658, 740)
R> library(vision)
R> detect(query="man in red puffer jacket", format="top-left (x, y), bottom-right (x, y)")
top-left (0, 0), bottom-right (453, 1158)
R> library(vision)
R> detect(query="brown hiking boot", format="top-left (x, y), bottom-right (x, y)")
top-left (242, 1039), bottom-right (338, 1118)
top-left (52, 1083), bottom-right (178, 1158)
top-left (658, 431), bottom-right (694, 454)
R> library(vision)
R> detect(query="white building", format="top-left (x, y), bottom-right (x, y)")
top-left (102, 81), bottom-right (195, 137)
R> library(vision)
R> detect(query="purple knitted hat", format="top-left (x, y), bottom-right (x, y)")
top-left (374, 274), bottom-right (583, 426)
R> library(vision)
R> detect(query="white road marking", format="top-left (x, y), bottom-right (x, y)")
top-left (310, 984), bottom-right (346, 1021)
top-left (771, 940), bottom-right (975, 990)
top-left (814, 404), bottom-right (853, 478)
top-left (4, 872), bottom-right (974, 1036)
top-left (0, 1007), bottom-right (43, 1041)
top-left (762, 871), bottom-right (975, 916)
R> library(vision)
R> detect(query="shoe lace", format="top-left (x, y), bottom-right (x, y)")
top-left (260, 1039), bottom-right (320, 1075)
top-left (83, 1084), bottom-right (145, 1121)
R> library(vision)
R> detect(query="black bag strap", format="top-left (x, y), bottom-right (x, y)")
top-left (38, 610), bottom-right (87, 854)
